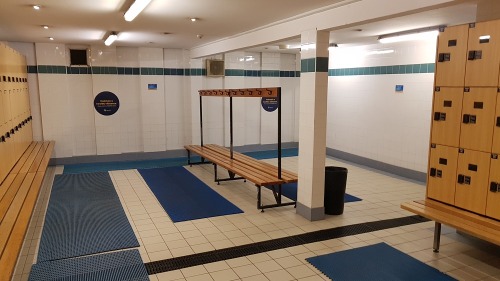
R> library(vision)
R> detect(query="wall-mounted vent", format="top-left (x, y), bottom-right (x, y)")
top-left (70, 49), bottom-right (88, 66)
top-left (206, 59), bottom-right (225, 77)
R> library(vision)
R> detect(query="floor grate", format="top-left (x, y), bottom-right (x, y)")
top-left (145, 215), bottom-right (429, 275)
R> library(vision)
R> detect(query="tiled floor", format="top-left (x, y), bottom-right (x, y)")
top-left (11, 157), bottom-right (500, 281)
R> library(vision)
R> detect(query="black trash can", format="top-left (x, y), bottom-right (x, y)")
top-left (324, 166), bottom-right (348, 215)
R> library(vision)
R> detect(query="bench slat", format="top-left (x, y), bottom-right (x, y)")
top-left (203, 144), bottom-right (298, 183)
top-left (0, 174), bottom-right (16, 204)
top-left (0, 172), bottom-right (35, 257)
top-left (9, 142), bottom-right (37, 174)
top-left (187, 146), bottom-right (282, 185)
top-left (416, 199), bottom-right (500, 232)
top-left (19, 142), bottom-right (43, 174)
top-left (0, 173), bottom-right (28, 224)
top-left (29, 142), bottom-right (49, 173)
top-left (401, 201), bottom-right (500, 246)
top-left (186, 145), bottom-right (283, 185)
top-left (38, 141), bottom-right (55, 172)
top-left (0, 172), bottom-right (44, 281)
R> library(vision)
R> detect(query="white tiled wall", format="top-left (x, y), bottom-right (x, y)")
top-left (327, 39), bottom-right (436, 172)
top-left (15, 41), bottom-right (302, 159)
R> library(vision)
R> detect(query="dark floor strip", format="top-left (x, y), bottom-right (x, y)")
top-left (145, 215), bottom-right (429, 275)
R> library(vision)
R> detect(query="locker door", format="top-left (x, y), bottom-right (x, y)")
top-left (465, 20), bottom-right (500, 86)
top-left (435, 25), bottom-right (469, 87)
top-left (486, 155), bottom-right (500, 220)
top-left (460, 87), bottom-right (497, 152)
top-left (455, 149), bottom-right (491, 214)
top-left (427, 145), bottom-right (459, 204)
top-left (431, 87), bottom-right (463, 147)
top-left (492, 91), bottom-right (500, 154)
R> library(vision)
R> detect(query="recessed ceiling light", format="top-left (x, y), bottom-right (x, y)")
top-left (49, 37), bottom-right (54, 41)
top-left (190, 18), bottom-right (198, 22)
top-left (33, 5), bottom-right (41, 10)
top-left (42, 25), bottom-right (49, 29)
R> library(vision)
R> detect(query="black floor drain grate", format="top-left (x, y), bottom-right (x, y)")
top-left (145, 215), bottom-right (429, 275)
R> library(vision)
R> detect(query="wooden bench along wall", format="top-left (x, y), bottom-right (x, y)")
top-left (0, 141), bottom-right (55, 281)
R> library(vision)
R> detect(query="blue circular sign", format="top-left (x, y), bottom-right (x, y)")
top-left (94, 91), bottom-right (119, 116)
top-left (261, 97), bottom-right (279, 112)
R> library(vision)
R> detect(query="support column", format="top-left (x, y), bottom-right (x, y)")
top-left (296, 29), bottom-right (329, 221)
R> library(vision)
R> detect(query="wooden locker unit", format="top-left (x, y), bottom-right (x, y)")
top-left (465, 20), bottom-right (500, 87)
top-left (455, 149), bottom-right (491, 214)
top-left (492, 90), bottom-right (500, 154)
top-left (431, 87), bottom-right (463, 147)
top-left (427, 144), bottom-right (459, 204)
top-left (459, 87), bottom-right (497, 152)
top-left (435, 25), bottom-right (469, 87)
top-left (486, 155), bottom-right (500, 220)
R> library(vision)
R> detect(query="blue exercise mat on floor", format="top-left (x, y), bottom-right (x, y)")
top-left (37, 172), bottom-right (139, 262)
top-left (138, 167), bottom-right (243, 222)
top-left (306, 243), bottom-right (456, 281)
top-left (29, 249), bottom-right (149, 281)
top-left (242, 148), bottom-right (298, 160)
top-left (265, 183), bottom-right (362, 203)
top-left (63, 156), bottom-right (197, 174)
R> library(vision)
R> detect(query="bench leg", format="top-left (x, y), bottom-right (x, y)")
top-left (214, 164), bottom-right (219, 184)
top-left (187, 150), bottom-right (191, 166)
top-left (257, 185), bottom-right (264, 212)
top-left (433, 222), bottom-right (441, 253)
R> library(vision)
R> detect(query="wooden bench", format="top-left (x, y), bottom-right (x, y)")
top-left (0, 141), bottom-right (55, 281)
top-left (401, 199), bottom-right (500, 253)
top-left (185, 144), bottom-right (298, 210)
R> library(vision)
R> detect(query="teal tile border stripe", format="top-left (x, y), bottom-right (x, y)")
top-left (301, 57), bottom-right (328, 73)
top-left (329, 63), bottom-right (435, 76)
top-left (27, 65), bottom-right (301, 77)
top-left (28, 63), bottom-right (433, 77)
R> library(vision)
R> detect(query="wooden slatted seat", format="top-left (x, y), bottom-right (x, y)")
top-left (203, 144), bottom-right (298, 183)
top-left (401, 199), bottom-right (500, 252)
top-left (0, 141), bottom-right (55, 281)
top-left (184, 144), bottom-right (297, 210)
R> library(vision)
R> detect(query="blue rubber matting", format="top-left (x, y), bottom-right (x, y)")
top-left (265, 182), bottom-right (362, 203)
top-left (307, 242), bottom-right (456, 281)
top-left (62, 148), bottom-right (298, 174)
top-left (29, 249), bottom-right (149, 281)
top-left (138, 166), bottom-right (243, 222)
top-left (38, 172), bottom-right (139, 262)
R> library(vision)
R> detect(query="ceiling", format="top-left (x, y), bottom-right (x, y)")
top-left (0, 0), bottom-right (480, 55)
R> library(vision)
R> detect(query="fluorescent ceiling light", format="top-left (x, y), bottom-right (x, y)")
top-left (49, 37), bottom-right (54, 41)
top-left (33, 5), bottom-right (41, 10)
top-left (379, 28), bottom-right (439, 44)
top-left (104, 32), bottom-right (118, 46)
top-left (366, 49), bottom-right (394, 55)
top-left (124, 0), bottom-right (152, 22)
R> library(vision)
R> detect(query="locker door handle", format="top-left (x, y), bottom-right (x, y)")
top-left (5, 132), bottom-right (10, 138)
top-left (438, 53), bottom-right (451, 62)
top-left (430, 168), bottom-right (437, 177)
top-left (490, 182), bottom-right (499, 192)
top-left (496, 117), bottom-right (500, 127)
top-left (10, 129), bottom-right (14, 134)
top-left (0, 136), bottom-right (5, 143)
top-left (457, 174), bottom-right (471, 185)
top-left (434, 112), bottom-right (446, 121)
top-left (462, 114), bottom-right (477, 124)
top-left (468, 50), bottom-right (483, 60)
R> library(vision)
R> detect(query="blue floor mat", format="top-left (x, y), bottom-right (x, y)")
top-left (242, 148), bottom-right (298, 160)
top-left (63, 156), bottom-right (196, 174)
top-left (29, 249), bottom-right (149, 281)
top-left (62, 148), bottom-right (298, 174)
top-left (37, 172), bottom-right (139, 262)
top-left (265, 182), bottom-right (362, 202)
top-left (138, 167), bottom-right (243, 222)
top-left (307, 243), bottom-right (456, 281)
